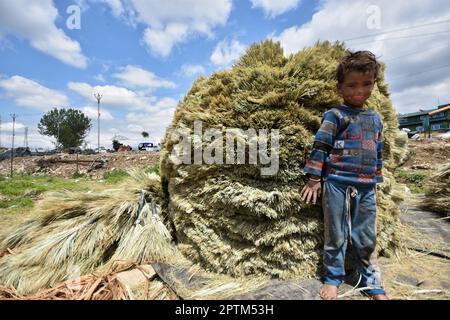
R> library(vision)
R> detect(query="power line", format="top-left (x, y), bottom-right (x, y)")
top-left (350, 29), bottom-right (450, 46)
top-left (391, 63), bottom-right (450, 80)
top-left (343, 18), bottom-right (450, 42)
top-left (383, 41), bottom-right (450, 62)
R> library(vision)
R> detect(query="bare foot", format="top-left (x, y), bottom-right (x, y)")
top-left (320, 284), bottom-right (338, 300)
top-left (371, 294), bottom-right (389, 300)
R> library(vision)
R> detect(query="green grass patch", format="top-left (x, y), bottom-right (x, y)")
top-left (0, 174), bottom-right (89, 213)
top-left (395, 170), bottom-right (427, 184)
top-left (0, 174), bottom-right (86, 196)
top-left (0, 197), bottom-right (34, 209)
top-left (394, 169), bottom-right (429, 194)
top-left (145, 164), bottom-right (160, 176)
top-left (103, 169), bottom-right (130, 184)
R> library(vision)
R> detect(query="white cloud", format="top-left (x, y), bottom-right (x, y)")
top-left (250, 0), bottom-right (301, 18)
top-left (0, 122), bottom-right (57, 149)
top-left (99, 0), bottom-right (125, 17)
top-left (0, 75), bottom-right (69, 110)
top-left (125, 97), bottom-right (177, 144)
top-left (94, 74), bottom-right (105, 82)
top-left (143, 23), bottom-right (189, 57)
top-left (81, 106), bottom-right (114, 121)
top-left (154, 97), bottom-right (178, 110)
top-left (113, 65), bottom-right (176, 89)
top-left (210, 39), bottom-right (247, 66)
top-left (126, 97), bottom-right (177, 122)
top-left (272, 0), bottom-right (450, 113)
top-left (68, 82), bottom-right (154, 110)
top-left (127, 124), bottom-right (145, 133)
top-left (127, 0), bottom-right (232, 57)
top-left (1, 121), bottom-right (26, 132)
top-left (0, 1), bottom-right (88, 68)
top-left (392, 76), bottom-right (450, 114)
top-left (180, 64), bottom-right (206, 77)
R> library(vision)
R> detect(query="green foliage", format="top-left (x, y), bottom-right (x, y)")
top-left (112, 139), bottom-right (123, 151)
top-left (103, 169), bottom-right (130, 183)
top-left (72, 172), bottom-right (86, 179)
top-left (395, 169), bottom-right (427, 184)
top-left (141, 131), bottom-right (149, 138)
top-left (395, 169), bottom-right (429, 194)
top-left (38, 108), bottom-right (92, 149)
top-left (0, 197), bottom-right (33, 209)
top-left (0, 174), bottom-right (88, 213)
top-left (146, 164), bottom-right (160, 176)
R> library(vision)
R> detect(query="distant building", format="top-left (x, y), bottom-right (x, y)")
top-left (398, 103), bottom-right (450, 134)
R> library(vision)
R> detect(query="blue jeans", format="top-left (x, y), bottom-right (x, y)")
top-left (322, 180), bottom-right (385, 296)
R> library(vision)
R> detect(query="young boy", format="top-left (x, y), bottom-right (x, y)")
top-left (300, 51), bottom-right (389, 300)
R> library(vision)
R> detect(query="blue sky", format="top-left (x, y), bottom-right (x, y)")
top-left (1, 0), bottom-right (449, 149)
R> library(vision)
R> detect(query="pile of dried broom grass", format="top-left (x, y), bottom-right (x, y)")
top-left (0, 171), bottom-right (185, 294)
top-left (421, 161), bottom-right (450, 216)
top-left (159, 40), bottom-right (408, 278)
top-left (0, 261), bottom-right (177, 300)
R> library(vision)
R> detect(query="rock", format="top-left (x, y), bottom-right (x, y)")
top-left (116, 265), bottom-right (156, 290)
top-left (411, 164), bottom-right (431, 170)
top-left (395, 275), bottom-right (419, 287)
top-left (24, 190), bottom-right (40, 198)
top-left (440, 280), bottom-right (450, 289)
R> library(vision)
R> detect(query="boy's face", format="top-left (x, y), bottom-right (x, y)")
top-left (337, 70), bottom-right (375, 108)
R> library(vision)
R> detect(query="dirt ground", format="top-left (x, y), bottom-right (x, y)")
top-left (0, 151), bottom-right (160, 179)
top-left (401, 139), bottom-right (450, 170)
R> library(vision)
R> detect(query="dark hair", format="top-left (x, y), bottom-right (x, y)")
top-left (337, 50), bottom-right (380, 83)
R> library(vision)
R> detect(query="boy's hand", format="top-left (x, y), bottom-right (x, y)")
top-left (300, 179), bottom-right (322, 205)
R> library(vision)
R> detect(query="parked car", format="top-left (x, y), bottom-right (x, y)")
top-left (97, 146), bottom-right (107, 154)
top-left (118, 145), bottom-right (132, 152)
top-left (31, 147), bottom-right (47, 156)
top-left (407, 131), bottom-right (418, 139)
top-left (82, 148), bottom-right (97, 155)
top-left (0, 147), bottom-right (32, 161)
top-left (64, 147), bottom-right (82, 154)
top-left (138, 142), bottom-right (160, 152)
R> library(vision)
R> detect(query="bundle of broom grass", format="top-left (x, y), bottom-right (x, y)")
top-left (421, 161), bottom-right (450, 216)
top-left (159, 40), bottom-right (408, 279)
top-left (0, 171), bottom-right (183, 294)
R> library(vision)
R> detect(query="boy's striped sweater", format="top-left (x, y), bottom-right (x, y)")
top-left (304, 104), bottom-right (384, 188)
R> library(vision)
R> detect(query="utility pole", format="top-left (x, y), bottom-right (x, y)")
top-left (93, 92), bottom-right (103, 153)
top-left (57, 121), bottom-right (60, 151)
top-left (10, 113), bottom-right (17, 178)
top-left (24, 126), bottom-right (28, 148)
